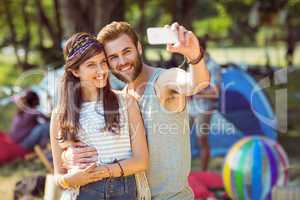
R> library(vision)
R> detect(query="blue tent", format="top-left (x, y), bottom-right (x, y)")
top-left (191, 66), bottom-right (277, 158)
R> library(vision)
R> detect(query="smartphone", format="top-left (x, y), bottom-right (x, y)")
top-left (147, 27), bottom-right (179, 45)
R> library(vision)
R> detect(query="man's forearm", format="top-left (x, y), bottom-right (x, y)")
top-left (185, 58), bottom-right (210, 95)
top-left (159, 22), bottom-right (210, 96)
top-left (193, 85), bottom-right (219, 99)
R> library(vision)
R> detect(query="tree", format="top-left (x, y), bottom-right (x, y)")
top-left (164, 0), bottom-right (194, 30)
top-left (0, 0), bottom-right (64, 70)
top-left (35, 0), bottom-right (64, 68)
top-left (59, 0), bottom-right (125, 36)
top-left (0, 0), bottom-right (125, 71)
top-left (285, 0), bottom-right (300, 66)
top-left (1, 0), bottom-right (34, 70)
top-left (0, 0), bottom-right (297, 71)
top-left (159, 0), bottom-right (195, 68)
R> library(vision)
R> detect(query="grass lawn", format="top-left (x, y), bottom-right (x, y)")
top-left (0, 158), bottom-right (46, 200)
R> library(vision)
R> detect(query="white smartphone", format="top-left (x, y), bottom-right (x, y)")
top-left (147, 27), bottom-right (179, 45)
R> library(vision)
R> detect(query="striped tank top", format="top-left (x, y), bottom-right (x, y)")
top-left (59, 94), bottom-right (136, 200)
top-left (77, 94), bottom-right (132, 164)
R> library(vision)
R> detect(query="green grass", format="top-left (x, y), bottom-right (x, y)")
top-left (0, 158), bottom-right (46, 200)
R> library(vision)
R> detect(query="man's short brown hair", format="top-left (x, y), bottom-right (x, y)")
top-left (97, 21), bottom-right (139, 46)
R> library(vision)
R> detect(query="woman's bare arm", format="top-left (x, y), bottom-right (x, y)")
top-left (50, 109), bottom-right (66, 175)
top-left (122, 95), bottom-right (149, 174)
top-left (100, 95), bottom-right (149, 177)
top-left (50, 109), bottom-right (109, 188)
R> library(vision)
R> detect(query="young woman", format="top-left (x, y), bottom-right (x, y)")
top-left (50, 32), bottom-right (149, 200)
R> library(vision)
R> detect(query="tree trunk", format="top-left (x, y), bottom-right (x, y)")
top-left (2, 0), bottom-right (36, 70)
top-left (2, 0), bottom-right (22, 65)
top-left (164, 0), bottom-right (195, 68)
top-left (34, 0), bottom-right (64, 68)
top-left (167, 0), bottom-right (194, 30)
top-left (286, 15), bottom-right (295, 67)
top-left (137, 0), bottom-right (146, 39)
top-left (59, 0), bottom-right (125, 37)
top-left (94, 0), bottom-right (125, 31)
top-left (53, 0), bottom-right (63, 45)
top-left (21, 0), bottom-right (31, 65)
top-left (35, 0), bottom-right (61, 48)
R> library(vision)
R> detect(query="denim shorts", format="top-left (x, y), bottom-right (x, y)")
top-left (77, 175), bottom-right (137, 200)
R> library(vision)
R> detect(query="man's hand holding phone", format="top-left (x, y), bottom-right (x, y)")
top-left (147, 22), bottom-right (202, 63)
top-left (147, 27), bottom-right (179, 45)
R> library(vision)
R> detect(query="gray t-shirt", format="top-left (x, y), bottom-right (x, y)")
top-left (137, 67), bottom-right (194, 200)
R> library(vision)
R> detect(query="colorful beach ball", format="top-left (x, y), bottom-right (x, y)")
top-left (223, 136), bottom-right (289, 200)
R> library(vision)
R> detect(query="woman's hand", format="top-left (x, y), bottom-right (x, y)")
top-left (64, 163), bottom-right (109, 187)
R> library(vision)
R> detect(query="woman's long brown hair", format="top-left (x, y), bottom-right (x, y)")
top-left (57, 32), bottom-right (120, 143)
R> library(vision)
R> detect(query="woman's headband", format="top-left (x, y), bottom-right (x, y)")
top-left (67, 35), bottom-right (102, 60)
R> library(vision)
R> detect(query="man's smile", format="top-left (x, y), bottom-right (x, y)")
top-left (119, 64), bottom-right (133, 72)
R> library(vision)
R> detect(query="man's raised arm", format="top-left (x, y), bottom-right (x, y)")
top-left (156, 22), bottom-right (210, 96)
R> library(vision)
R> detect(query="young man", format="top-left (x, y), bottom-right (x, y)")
top-left (63, 21), bottom-right (210, 200)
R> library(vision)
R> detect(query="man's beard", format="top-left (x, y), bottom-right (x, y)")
top-left (112, 55), bottom-right (142, 83)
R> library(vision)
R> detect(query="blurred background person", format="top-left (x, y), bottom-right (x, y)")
top-left (10, 90), bottom-right (50, 151)
top-left (188, 37), bottom-right (221, 171)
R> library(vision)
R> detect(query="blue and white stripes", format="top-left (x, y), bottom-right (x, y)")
top-left (78, 96), bottom-right (132, 165)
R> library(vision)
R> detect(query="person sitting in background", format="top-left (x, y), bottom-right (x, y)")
top-left (10, 90), bottom-right (50, 150)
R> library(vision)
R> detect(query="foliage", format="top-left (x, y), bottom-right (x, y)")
top-left (193, 2), bottom-right (232, 38)
top-left (0, 0), bottom-right (299, 71)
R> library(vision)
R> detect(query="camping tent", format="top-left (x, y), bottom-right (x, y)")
top-left (191, 66), bottom-right (277, 158)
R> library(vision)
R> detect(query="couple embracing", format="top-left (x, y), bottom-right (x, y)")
top-left (50, 21), bottom-right (210, 200)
